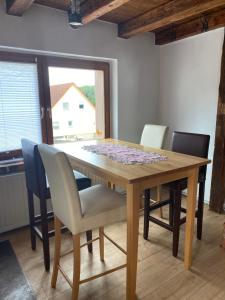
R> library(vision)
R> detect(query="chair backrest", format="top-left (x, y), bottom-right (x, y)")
top-left (38, 144), bottom-right (82, 232)
top-left (172, 131), bottom-right (210, 180)
top-left (172, 131), bottom-right (210, 158)
top-left (21, 139), bottom-right (47, 197)
top-left (140, 124), bottom-right (168, 149)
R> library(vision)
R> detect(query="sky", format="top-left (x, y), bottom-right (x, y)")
top-left (48, 67), bottom-right (95, 87)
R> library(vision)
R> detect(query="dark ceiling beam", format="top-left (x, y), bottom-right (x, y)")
top-left (81, 0), bottom-right (131, 24)
top-left (6, 0), bottom-right (35, 16)
top-left (35, 0), bottom-right (70, 11)
top-left (155, 8), bottom-right (225, 45)
top-left (35, 0), bottom-right (130, 24)
top-left (118, 0), bottom-right (225, 38)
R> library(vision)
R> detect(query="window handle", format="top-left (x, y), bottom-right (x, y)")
top-left (47, 107), bottom-right (52, 119)
top-left (40, 107), bottom-right (45, 119)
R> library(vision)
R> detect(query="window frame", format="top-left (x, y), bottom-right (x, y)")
top-left (0, 51), bottom-right (111, 160)
top-left (44, 56), bottom-right (110, 144)
top-left (0, 52), bottom-right (48, 160)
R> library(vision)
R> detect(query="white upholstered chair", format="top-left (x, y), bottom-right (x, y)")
top-left (140, 124), bottom-right (168, 149)
top-left (38, 144), bottom-right (127, 300)
top-left (140, 124), bottom-right (168, 217)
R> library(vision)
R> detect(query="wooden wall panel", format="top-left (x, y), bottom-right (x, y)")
top-left (210, 30), bottom-right (225, 214)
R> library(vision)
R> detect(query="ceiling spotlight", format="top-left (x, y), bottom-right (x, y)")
top-left (68, 0), bottom-right (83, 28)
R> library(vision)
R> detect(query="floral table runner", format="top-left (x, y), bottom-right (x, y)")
top-left (82, 143), bottom-right (167, 165)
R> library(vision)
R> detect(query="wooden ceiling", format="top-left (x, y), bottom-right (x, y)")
top-left (5, 0), bottom-right (225, 44)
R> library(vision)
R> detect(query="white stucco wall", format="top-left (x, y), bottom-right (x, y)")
top-left (158, 28), bottom-right (224, 202)
top-left (0, 1), bottom-right (159, 143)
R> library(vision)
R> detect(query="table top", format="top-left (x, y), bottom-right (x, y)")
top-left (55, 139), bottom-right (210, 184)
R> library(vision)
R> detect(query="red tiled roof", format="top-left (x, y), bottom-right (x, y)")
top-left (50, 82), bottom-right (95, 108)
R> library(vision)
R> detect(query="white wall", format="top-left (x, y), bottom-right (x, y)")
top-left (158, 28), bottom-right (224, 201)
top-left (0, 1), bottom-right (159, 143)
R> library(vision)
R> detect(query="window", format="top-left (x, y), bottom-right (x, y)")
top-left (68, 121), bottom-right (73, 128)
top-left (63, 102), bottom-right (69, 111)
top-left (0, 61), bottom-right (42, 154)
top-left (47, 57), bottom-right (110, 144)
top-left (53, 122), bottom-right (59, 130)
top-left (0, 52), bottom-right (110, 161)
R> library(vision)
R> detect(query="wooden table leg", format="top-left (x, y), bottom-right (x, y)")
top-left (184, 166), bottom-right (199, 270)
top-left (156, 185), bottom-right (163, 218)
top-left (126, 183), bottom-right (141, 300)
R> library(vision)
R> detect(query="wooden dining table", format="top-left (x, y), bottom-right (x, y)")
top-left (56, 138), bottom-right (210, 300)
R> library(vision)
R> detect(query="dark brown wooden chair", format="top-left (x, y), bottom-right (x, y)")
top-left (143, 131), bottom-right (210, 257)
top-left (21, 139), bottom-right (93, 271)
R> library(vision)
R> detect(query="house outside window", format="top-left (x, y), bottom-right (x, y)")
top-left (53, 122), bottom-right (59, 130)
top-left (63, 102), bottom-right (69, 111)
top-left (68, 121), bottom-right (73, 128)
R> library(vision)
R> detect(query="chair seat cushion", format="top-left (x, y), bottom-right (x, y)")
top-left (79, 184), bottom-right (126, 232)
top-left (45, 171), bottom-right (91, 198)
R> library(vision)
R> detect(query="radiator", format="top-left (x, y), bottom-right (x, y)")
top-left (0, 172), bottom-right (29, 233)
top-left (0, 170), bottom-right (106, 234)
top-left (0, 172), bottom-right (54, 234)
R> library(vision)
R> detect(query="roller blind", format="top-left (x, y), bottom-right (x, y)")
top-left (0, 61), bottom-right (42, 153)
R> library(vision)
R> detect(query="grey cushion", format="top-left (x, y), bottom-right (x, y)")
top-left (79, 184), bottom-right (126, 232)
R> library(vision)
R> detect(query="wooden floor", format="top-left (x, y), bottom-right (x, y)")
top-left (2, 203), bottom-right (225, 300)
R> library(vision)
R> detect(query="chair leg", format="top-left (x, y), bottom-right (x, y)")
top-left (172, 190), bottom-right (182, 257)
top-left (197, 182), bottom-right (205, 240)
top-left (143, 189), bottom-right (150, 240)
top-left (51, 216), bottom-right (62, 288)
top-left (72, 234), bottom-right (81, 300)
top-left (27, 189), bottom-right (36, 250)
top-left (99, 227), bottom-right (104, 262)
top-left (169, 189), bottom-right (174, 227)
top-left (86, 230), bottom-right (93, 253)
top-left (156, 185), bottom-right (163, 218)
top-left (40, 196), bottom-right (50, 271)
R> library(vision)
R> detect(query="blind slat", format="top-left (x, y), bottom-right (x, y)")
top-left (0, 61), bottom-right (42, 153)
